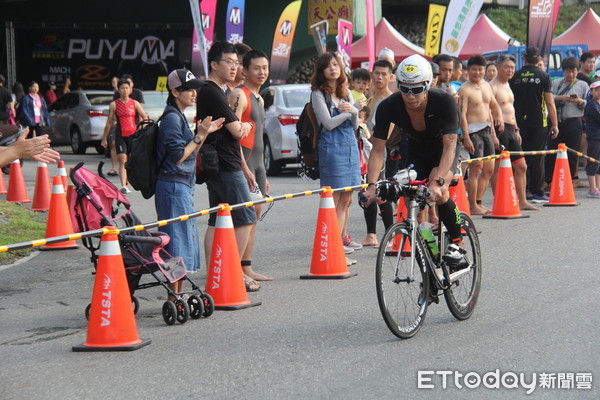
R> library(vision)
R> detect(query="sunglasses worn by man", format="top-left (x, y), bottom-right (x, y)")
top-left (398, 84), bottom-right (428, 95)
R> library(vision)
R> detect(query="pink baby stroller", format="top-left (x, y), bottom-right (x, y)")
top-left (69, 162), bottom-right (214, 325)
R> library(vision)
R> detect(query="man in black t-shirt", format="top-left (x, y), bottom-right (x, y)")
top-left (364, 55), bottom-right (464, 263)
top-left (196, 41), bottom-right (259, 291)
top-left (509, 46), bottom-right (559, 202)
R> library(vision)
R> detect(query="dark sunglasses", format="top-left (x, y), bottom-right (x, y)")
top-left (398, 84), bottom-right (428, 95)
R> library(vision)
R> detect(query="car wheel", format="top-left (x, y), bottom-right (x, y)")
top-left (264, 136), bottom-right (282, 176)
top-left (70, 126), bottom-right (87, 154)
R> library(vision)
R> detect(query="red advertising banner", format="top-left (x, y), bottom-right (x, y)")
top-left (192, 0), bottom-right (219, 78)
top-left (366, 0), bottom-right (375, 70)
top-left (336, 19), bottom-right (353, 76)
top-left (527, 0), bottom-right (556, 61)
top-left (270, 0), bottom-right (302, 84)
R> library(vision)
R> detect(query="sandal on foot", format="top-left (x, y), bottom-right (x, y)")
top-left (107, 170), bottom-right (118, 176)
top-left (245, 280), bottom-right (260, 292)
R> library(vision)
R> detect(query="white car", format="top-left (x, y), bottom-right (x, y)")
top-left (142, 91), bottom-right (196, 129)
top-left (260, 84), bottom-right (311, 175)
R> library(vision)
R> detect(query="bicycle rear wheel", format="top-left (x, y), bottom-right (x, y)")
top-left (376, 222), bottom-right (429, 339)
top-left (443, 212), bottom-right (482, 320)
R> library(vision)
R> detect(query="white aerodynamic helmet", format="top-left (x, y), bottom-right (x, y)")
top-left (396, 54), bottom-right (433, 88)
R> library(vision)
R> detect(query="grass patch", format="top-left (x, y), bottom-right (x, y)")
top-left (0, 201), bottom-right (47, 264)
top-left (486, 4), bottom-right (600, 44)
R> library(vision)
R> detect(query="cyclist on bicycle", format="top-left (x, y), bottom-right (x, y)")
top-left (363, 54), bottom-right (464, 259)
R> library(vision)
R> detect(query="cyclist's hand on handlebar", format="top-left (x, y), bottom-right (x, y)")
top-left (361, 184), bottom-right (377, 207)
top-left (427, 181), bottom-right (443, 202)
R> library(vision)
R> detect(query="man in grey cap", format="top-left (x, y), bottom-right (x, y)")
top-left (509, 46), bottom-right (559, 203)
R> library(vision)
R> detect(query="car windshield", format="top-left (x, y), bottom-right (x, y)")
top-left (143, 92), bottom-right (169, 108)
top-left (86, 93), bottom-right (114, 106)
top-left (282, 89), bottom-right (311, 108)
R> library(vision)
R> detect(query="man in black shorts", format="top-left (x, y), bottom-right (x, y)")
top-left (364, 55), bottom-right (464, 260)
top-left (196, 41), bottom-right (260, 291)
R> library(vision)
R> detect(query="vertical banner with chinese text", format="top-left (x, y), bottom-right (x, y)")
top-left (424, 4), bottom-right (447, 58)
top-left (336, 19), bottom-right (353, 76)
top-left (439, 0), bottom-right (483, 57)
top-left (310, 20), bottom-right (329, 55)
top-left (307, 0), bottom-right (353, 35)
top-left (270, 0), bottom-right (302, 84)
top-left (527, 0), bottom-right (556, 62)
top-left (366, 0), bottom-right (375, 70)
top-left (226, 0), bottom-right (245, 44)
top-left (192, 0), bottom-right (219, 78)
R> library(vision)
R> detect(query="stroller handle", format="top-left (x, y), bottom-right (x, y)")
top-left (121, 235), bottom-right (163, 246)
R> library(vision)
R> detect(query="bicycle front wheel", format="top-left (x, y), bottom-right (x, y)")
top-left (375, 222), bottom-right (429, 339)
top-left (443, 212), bottom-right (482, 320)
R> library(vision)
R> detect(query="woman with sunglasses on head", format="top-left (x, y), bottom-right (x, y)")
top-left (310, 52), bottom-right (361, 264)
top-left (363, 54), bottom-right (464, 260)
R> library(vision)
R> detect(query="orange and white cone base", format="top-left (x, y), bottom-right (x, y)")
top-left (449, 168), bottom-right (470, 216)
top-left (484, 153), bottom-right (529, 219)
top-left (73, 229), bottom-right (150, 351)
top-left (205, 207), bottom-right (261, 310)
top-left (546, 144), bottom-right (578, 207)
top-left (301, 189), bottom-right (357, 279)
top-left (6, 160), bottom-right (31, 203)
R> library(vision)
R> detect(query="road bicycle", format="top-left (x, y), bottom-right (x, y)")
top-left (373, 176), bottom-right (482, 339)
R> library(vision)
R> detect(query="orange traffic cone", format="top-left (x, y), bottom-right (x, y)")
top-left (73, 227), bottom-right (151, 351)
top-left (484, 152), bottom-right (529, 219)
top-left (393, 196), bottom-right (411, 253)
top-left (449, 167), bottom-right (470, 216)
top-left (6, 160), bottom-right (31, 203)
top-left (300, 188), bottom-right (357, 279)
top-left (32, 162), bottom-right (51, 211)
top-left (0, 169), bottom-right (6, 194)
top-left (205, 205), bottom-right (261, 310)
top-left (546, 143), bottom-right (578, 207)
top-left (40, 176), bottom-right (79, 250)
top-left (57, 160), bottom-right (68, 190)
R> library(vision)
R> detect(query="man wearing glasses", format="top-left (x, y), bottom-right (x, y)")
top-left (196, 41), bottom-right (261, 292)
top-left (364, 55), bottom-right (464, 260)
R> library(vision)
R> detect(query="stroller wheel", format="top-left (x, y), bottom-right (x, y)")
top-left (162, 301), bottom-right (177, 325)
top-left (188, 295), bottom-right (204, 319)
top-left (200, 293), bottom-right (215, 318)
top-left (85, 303), bottom-right (91, 320)
top-left (132, 296), bottom-right (139, 315)
top-left (175, 299), bottom-right (190, 324)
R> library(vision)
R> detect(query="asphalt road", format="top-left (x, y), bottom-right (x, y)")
top-left (0, 148), bottom-right (598, 399)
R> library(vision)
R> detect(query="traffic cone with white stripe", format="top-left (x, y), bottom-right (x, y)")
top-left (32, 162), bottom-right (51, 211)
top-left (6, 160), bottom-right (31, 203)
top-left (73, 227), bottom-right (151, 351)
top-left (546, 143), bottom-right (578, 207)
top-left (449, 166), bottom-right (470, 216)
top-left (392, 196), bottom-right (411, 253)
top-left (301, 188), bottom-right (357, 279)
top-left (57, 160), bottom-right (68, 190)
top-left (40, 176), bottom-right (79, 250)
top-left (205, 205), bottom-right (261, 310)
top-left (484, 152), bottom-right (529, 219)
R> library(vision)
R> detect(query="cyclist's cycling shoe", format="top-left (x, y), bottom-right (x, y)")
top-left (442, 243), bottom-right (468, 272)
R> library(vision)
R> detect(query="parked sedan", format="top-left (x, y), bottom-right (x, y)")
top-left (143, 91), bottom-right (196, 128)
top-left (48, 90), bottom-right (113, 154)
top-left (260, 84), bottom-right (311, 175)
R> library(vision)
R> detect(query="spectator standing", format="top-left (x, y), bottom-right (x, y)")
top-left (545, 57), bottom-right (589, 187)
top-left (349, 68), bottom-right (370, 109)
top-left (226, 42), bottom-right (251, 95)
top-left (509, 46), bottom-right (559, 203)
top-left (60, 77), bottom-right (71, 96)
top-left (196, 41), bottom-right (260, 292)
top-left (44, 82), bottom-right (58, 107)
top-left (310, 52), bottom-right (360, 263)
top-left (0, 74), bottom-right (14, 124)
top-left (18, 81), bottom-right (50, 137)
top-left (155, 69), bottom-right (223, 276)
top-left (584, 81), bottom-right (600, 197)
top-left (228, 49), bottom-right (273, 282)
top-left (101, 79), bottom-right (148, 194)
top-left (485, 62), bottom-right (497, 82)
top-left (577, 52), bottom-right (596, 86)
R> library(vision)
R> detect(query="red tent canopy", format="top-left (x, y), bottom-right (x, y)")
top-left (460, 14), bottom-right (522, 59)
top-left (553, 8), bottom-right (600, 53)
top-left (351, 18), bottom-right (423, 68)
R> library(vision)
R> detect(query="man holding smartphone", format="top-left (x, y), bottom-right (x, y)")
top-left (545, 57), bottom-right (589, 186)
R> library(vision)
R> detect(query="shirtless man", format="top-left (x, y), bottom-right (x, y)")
top-left (490, 54), bottom-right (538, 210)
top-left (459, 55), bottom-right (503, 215)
